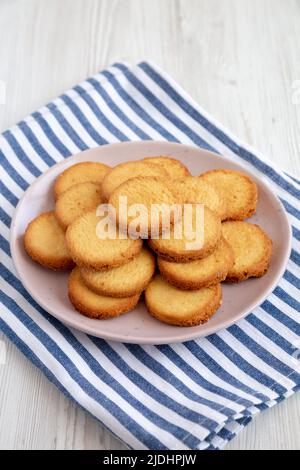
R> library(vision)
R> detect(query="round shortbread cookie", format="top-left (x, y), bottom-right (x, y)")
top-left (54, 162), bottom-right (110, 200)
top-left (101, 161), bottom-right (167, 200)
top-left (142, 156), bottom-right (190, 178)
top-left (55, 182), bottom-right (103, 230)
top-left (109, 176), bottom-right (177, 236)
top-left (145, 274), bottom-right (222, 326)
top-left (80, 248), bottom-right (155, 297)
top-left (222, 221), bottom-right (272, 282)
top-left (66, 210), bottom-right (142, 270)
top-left (68, 267), bottom-right (140, 319)
top-left (24, 211), bottom-right (74, 270)
top-left (158, 238), bottom-right (234, 289)
top-left (199, 169), bottom-right (258, 220)
top-left (170, 176), bottom-right (227, 220)
top-left (149, 205), bottom-right (222, 262)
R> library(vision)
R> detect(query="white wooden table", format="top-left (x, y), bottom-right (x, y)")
top-left (0, 0), bottom-right (299, 450)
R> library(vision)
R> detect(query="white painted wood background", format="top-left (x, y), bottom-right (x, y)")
top-left (0, 0), bottom-right (299, 450)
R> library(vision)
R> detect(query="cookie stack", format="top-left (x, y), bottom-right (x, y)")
top-left (145, 170), bottom-right (272, 326)
top-left (24, 157), bottom-right (272, 327)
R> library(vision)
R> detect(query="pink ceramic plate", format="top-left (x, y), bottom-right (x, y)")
top-left (10, 141), bottom-right (291, 344)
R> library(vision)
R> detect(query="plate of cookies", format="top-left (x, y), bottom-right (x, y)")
top-left (11, 141), bottom-right (291, 344)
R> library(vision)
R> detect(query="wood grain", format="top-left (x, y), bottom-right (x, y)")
top-left (0, 0), bottom-right (299, 450)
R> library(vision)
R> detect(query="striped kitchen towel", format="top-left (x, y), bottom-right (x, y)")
top-left (1, 61), bottom-right (300, 450)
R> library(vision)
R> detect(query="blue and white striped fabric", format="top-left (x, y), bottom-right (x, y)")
top-left (1, 61), bottom-right (300, 450)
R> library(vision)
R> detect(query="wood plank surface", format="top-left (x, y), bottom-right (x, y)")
top-left (0, 0), bottom-right (299, 450)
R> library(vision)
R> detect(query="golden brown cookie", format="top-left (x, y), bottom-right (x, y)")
top-left (68, 267), bottom-right (140, 319)
top-left (55, 182), bottom-right (103, 230)
top-left (199, 169), bottom-right (258, 220)
top-left (142, 156), bottom-right (190, 179)
top-left (145, 274), bottom-right (222, 326)
top-left (101, 161), bottom-right (167, 200)
top-left (109, 176), bottom-right (177, 236)
top-left (222, 221), bottom-right (272, 282)
top-left (170, 176), bottom-right (227, 220)
top-left (149, 205), bottom-right (222, 262)
top-left (24, 211), bottom-right (74, 270)
top-left (66, 209), bottom-right (142, 270)
top-left (54, 161), bottom-right (110, 200)
top-left (80, 248), bottom-right (155, 298)
top-left (158, 238), bottom-right (234, 289)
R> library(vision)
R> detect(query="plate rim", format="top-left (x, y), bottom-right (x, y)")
top-left (10, 140), bottom-right (292, 344)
